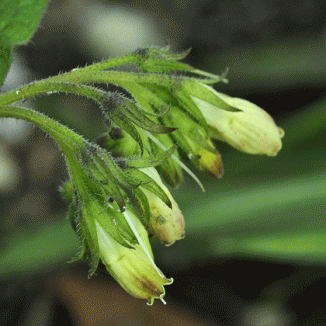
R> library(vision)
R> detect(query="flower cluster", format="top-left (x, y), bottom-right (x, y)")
top-left (58, 46), bottom-right (284, 304)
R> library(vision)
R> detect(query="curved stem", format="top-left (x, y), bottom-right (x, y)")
top-left (0, 70), bottom-right (182, 108)
top-left (0, 81), bottom-right (105, 106)
top-left (0, 71), bottom-right (171, 107)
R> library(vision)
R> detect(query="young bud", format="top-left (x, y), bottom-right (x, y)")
top-left (97, 208), bottom-right (173, 305)
top-left (140, 168), bottom-right (185, 246)
top-left (192, 90), bottom-right (284, 156)
top-left (185, 136), bottom-right (224, 178)
top-left (150, 134), bottom-right (184, 188)
top-left (96, 127), bottom-right (140, 158)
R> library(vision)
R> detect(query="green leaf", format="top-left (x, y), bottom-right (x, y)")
top-left (0, 44), bottom-right (12, 85)
top-left (0, 0), bottom-right (49, 45)
top-left (238, 230), bottom-right (326, 264)
top-left (0, 0), bottom-right (50, 84)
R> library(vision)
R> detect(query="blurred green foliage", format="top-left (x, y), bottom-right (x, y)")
top-left (0, 0), bottom-right (50, 84)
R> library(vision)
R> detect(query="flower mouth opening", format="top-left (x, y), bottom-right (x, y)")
top-left (146, 277), bottom-right (174, 306)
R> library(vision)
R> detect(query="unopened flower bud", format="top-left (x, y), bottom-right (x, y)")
top-left (96, 127), bottom-right (140, 157)
top-left (140, 168), bottom-right (185, 246)
top-left (185, 136), bottom-right (224, 178)
top-left (193, 90), bottom-right (284, 156)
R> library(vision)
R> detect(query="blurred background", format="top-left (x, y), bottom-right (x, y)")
top-left (0, 0), bottom-right (325, 325)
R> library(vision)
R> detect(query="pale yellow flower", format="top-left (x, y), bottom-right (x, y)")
top-left (140, 167), bottom-right (185, 246)
top-left (193, 88), bottom-right (284, 156)
top-left (97, 208), bottom-right (172, 305)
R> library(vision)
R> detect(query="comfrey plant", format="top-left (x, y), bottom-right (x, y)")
top-left (0, 46), bottom-right (284, 304)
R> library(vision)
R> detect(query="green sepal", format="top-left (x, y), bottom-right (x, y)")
top-left (168, 128), bottom-right (193, 157)
top-left (96, 129), bottom-right (140, 158)
top-left (191, 67), bottom-right (229, 84)
top-left (79, 201), bottom-right (100, 276)
top-left (149, 134), bottom-right (184, 188)
top-left (90, 171), bottom-right (126, 213)
top-left (134, 47), bottom-right (193, 73)
top-left (79, 148), bottom-right (127, 211)
top-left (67, 198), bottom-right (78, 233)
top-left (126, 145), bottom-right (177, 169)
top-left (121, 100), bottom-right (176, 134)
top-left (120, 82), bottom-right (171, 117)
top-left (133, 187), bottom-right (151, 227)
top-left (109, 110), bottom-right (144, 155)
top-left (184, 80), bottom-right (239, 112)
top-left (139, 83), bottom-right (180, 108)
top-left (164, 105), bottom-right (203, 135)
top-left (101, 180), bottom-right (126, 212)
top-left (95, 205), bottom-right (138, 248)
top-left (132, 82), bottom-right (209, 145)
top-left (70, 237), bottom-right (88, 263)
top-left (186, 129), bottom-right (218, 154)
top-left (96, 146), bottom-right (141, 189)
top-left (134, 46), bottom-right (191, 62)
top-left (132, 82), bottom-right (206, 141)
top-left (141, 81), bottom-right (207, 132)
top-left (137, 58), bottom-right (194, 73)
top-left (173, 89), bottom-right (208, 132)
top-left (164, 106), bottom-right (216, 154)
top-left (59, 180), bottom-right (87, 262)
top-left (127, 168), bottom-right (172, 209)
top-left (68, 199), bottom-right (88, 263)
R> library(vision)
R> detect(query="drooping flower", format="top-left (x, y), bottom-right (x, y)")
top-left (137, 167), bottom-right (185, 246)
top-left (97, 207), bottom-right (173, 305)
top-left (192, 88), bottom-right (284, 156)
top-left (61, 175), bottom-right (172, 305)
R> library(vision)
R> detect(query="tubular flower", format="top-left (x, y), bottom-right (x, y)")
top-left (97, 208), bottom-right (173, 305)
top-left (192, 88), bottom-right (285, 156)
top-left (138, 167), bottom-right (185, 246)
